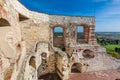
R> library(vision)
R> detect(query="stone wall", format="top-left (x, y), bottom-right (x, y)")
top-left (0, 0), bottom-right (120, 80)
top-left (49, 15), bottom-right (97, 49)
top-left (21, 20), bottom-right (50, 52)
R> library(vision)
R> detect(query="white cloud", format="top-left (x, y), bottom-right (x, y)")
top-left (95, 0), bottom-right (120, 32)
top-left (112, 0), bottom-right (120, 4)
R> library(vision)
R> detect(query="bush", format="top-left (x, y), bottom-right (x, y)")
top-left (107, 51), bottom-right (120, 59)
top-left (115, 47), bottom-right (120, 54)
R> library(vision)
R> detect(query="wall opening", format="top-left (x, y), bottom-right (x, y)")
top-left (71, 63), bottom-right (82, 73)
top-left (53, 27), bottom-right (65, 50)
top-left (38, 73), bottom-right (61, 80)
top-left (77, 26), bottom-right (86, 44)
top-left (82, 49), bottom-right (94, 59)
top-left (19, 13), bottom-right (29, 21)
top-left (37, 52), bottom-right (48, 77)
top-left (0, 18), bottom-right (10, 27)
top-left (29, 56), bottom-right (36, 69)
top-left (41, 52), bottom-right (47, 64)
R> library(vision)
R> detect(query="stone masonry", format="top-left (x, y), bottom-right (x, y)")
top-left (0, 0), bottom-right (120, 80)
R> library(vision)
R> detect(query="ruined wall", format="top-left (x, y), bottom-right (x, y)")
top-left (49, 15), bottom-right (96, 48)
top-left (21, 19), bottom-right (50, 52)
top-left (0, 0), bottom-right (120, 80)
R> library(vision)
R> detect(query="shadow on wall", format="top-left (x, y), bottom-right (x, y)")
top-left (0, 18), bottom-right (10, 27)
top-left (38, 73), bottom-right (61, 80)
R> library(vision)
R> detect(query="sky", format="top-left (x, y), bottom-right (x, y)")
top-left (20, 0), bottom-right (120, 32)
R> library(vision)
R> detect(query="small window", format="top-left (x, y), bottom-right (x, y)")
top-left (77, 26), bottom-right (86, 44)
top-left (53, 27), bottom-right (64, 49)
top-left (77, 26), bottom-right (83, 39)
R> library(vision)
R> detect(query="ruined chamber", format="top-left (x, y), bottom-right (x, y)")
top-left (0, 0), bottom-right (120, 80)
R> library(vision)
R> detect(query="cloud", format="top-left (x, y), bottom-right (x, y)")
top-left (95, 0), bottom-right (120, 32)
top-left (112, 0), bottom-right (120, 4)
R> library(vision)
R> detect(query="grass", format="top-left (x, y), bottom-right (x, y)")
top-left (105, 45), bottom-right (120, 51)
top-left (105, 45), bottom-right (120, 59)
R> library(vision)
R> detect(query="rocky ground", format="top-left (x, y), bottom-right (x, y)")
top-left (70, 70), bottom-right (120, 80)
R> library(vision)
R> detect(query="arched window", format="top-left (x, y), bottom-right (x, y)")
top-left (53, 27), bottom-right (65, 49)
top-left (77, 26), bottom-right (86, 44)
top-left (0, 18), bottom-right (10, 27)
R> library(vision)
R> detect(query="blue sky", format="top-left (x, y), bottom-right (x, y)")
top-left (20, 0), bottom-right (120, 32)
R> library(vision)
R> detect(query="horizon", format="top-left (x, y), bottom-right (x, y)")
top-left (20, 0), bottom-right (120, 32)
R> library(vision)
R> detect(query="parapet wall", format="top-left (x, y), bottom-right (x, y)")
top-left (50, 15), bottom-right (95, 26)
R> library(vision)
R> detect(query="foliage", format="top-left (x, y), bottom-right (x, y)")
top-left (97, 37), bottom-right (120, 46)
top-left (105, 45), bottom-right (120, 51)
top-left (97, 34), bottom-right (120, 59)
top-left (107, 51), bottom-right (120, 59)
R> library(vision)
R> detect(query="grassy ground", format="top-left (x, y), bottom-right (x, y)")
top-left (105, 45), bottom-right (120, 51)
top-left (104, 45), bottom-right (120, 59)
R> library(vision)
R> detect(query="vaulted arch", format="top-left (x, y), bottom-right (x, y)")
top-left (0, 18), bottom-right (10, 27)
top-left (71, 63), bottom-right (82, 73)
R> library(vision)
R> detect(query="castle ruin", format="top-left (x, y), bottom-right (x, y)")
top-left (0, 0), bottom-right (120, 80)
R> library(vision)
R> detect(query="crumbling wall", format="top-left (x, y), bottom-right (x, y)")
top-left (21, 19), bottom-right (50, 52)
top-left (0, 0), bottom-right (120, 80)
top-left (49, 15), bottom-right (97, 48)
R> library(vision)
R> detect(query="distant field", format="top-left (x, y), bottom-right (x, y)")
top-left (105, 45), bottom-right (120, 51)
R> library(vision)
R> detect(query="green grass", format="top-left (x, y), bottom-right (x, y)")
top-left (105, 45), bottom-right (120, 59)
top-left (105, 45), bottom-right (120, 51)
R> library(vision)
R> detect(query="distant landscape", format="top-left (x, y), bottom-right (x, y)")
top-left (55, 32), bottom-right (120, 59)
top-left (96, 32), bottom-right (120, 59)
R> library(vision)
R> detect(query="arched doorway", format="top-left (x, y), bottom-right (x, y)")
top-left (71, 63), bottom-right (82, 73)
top-left (53, 27), bottom-right (65, 50)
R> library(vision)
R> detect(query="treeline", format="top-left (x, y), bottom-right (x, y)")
top-left (97, 37), bottom-right (120, 59)
top-left (97, 37), bottom-right (120, 46)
